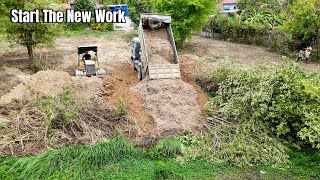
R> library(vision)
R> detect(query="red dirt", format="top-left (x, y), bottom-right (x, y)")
top-left (102, 63), bottom-right (157, 136)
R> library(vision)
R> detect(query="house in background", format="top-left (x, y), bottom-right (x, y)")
top-left (216, 0), bottom-right (239, 14)
top-left (64, 0), bottom-right (75, 9)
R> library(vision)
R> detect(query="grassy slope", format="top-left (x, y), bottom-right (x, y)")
top-left (0, 136), bottom-right (319, 179)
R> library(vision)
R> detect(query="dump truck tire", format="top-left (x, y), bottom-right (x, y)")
top-left (137, 67), bottom-right (143, 80)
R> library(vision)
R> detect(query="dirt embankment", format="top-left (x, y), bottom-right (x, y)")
top-left (0, 70), bottom-right (139, 156)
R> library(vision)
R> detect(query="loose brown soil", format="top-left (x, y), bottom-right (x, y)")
top-left (102, 62), bottom-right (156, 135)
top-left (144, 28), bottom-right (174, 64)
top-left (131, 79), bottom-right (204, 134)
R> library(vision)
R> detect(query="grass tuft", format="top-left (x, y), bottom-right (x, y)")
top-left (150, 137), bottom-right (182, 159)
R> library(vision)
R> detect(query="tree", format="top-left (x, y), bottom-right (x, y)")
top-left (74, 0), bottom-right (95, 11)
top-left (3, 0), bottom-right (62, 60)
top-left (237, 0), bottom-right (283, 14)
top-left (127, 0), bottom-right (153, 25)
top-left (284, 0), bottom-right (320, 53)
top-left (153, 0), bottom-right (215, 48)
top-left (240, 5), bottom-right (285, 29)
top-left (0, 0), bottom-right (24, 33)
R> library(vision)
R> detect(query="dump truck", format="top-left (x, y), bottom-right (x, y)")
top-left (75, 45), bottom-right (106, 77)
top-left (131, 13), bottom-right (181, 80)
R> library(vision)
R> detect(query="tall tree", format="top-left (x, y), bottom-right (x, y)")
top-left (3, 0), bottom-right (62, 60)
top-left (285, 0), bottom-right (320, 52)
top-left (153, 0), bottom-right (215, 48)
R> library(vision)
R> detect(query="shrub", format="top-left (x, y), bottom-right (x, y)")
top-left (117, 97), bottom-right (127, 115)
top-left (90, 22), bottom-right (114, 31)
top-left (65, 23), bottom-right (87, 31)
top-left (208, 62), bottom-right (320, 148)
top-left (150, 137), bottom-right (182, 159)
top-left (36, 87), bottom-right (82, 130)
top-left (29, 58), bottom-right (48, 72)
top-left (206, 15), bottom-right (292, 54)
top-left (179, 127), bottom-right (289, 168)
top-left (154, 161), bottom-right (174, 179)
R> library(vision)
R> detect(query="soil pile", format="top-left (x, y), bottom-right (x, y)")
top-left (0, 70), bottom-right (102, 104)
top-left (0, 70), bottom-right (139, 156)
top-left (144, 29), bottom-right (174, 64)
top-left (0, 66), bottom-right (27, 98)
top-left (131, 79), bottom-right (204, 134)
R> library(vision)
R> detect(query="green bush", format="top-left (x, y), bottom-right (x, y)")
top-left (150, 137), bottom-right (182, 159)
top-left (29, 58), bottom-right (48, 72)
top-left (36, 87), bottom-right (82, 130)
top-left (154, 161), bottom-right (174, 179)
top-left (65, 23), bottom-right (87, 31)
top-left (90, 22), bottom-right (114, 31)
top-left (180, 128), bottom-right (289, 168)
top-left (208, 62), bottom-right (320, 148)
top-left (206, 15), bottom-right (292, 54)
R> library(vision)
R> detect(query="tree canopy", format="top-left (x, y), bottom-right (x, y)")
top-left (284, 0), bottom-right (320, 50)
top-left (237, 0), bottom-right (283, 13)
top-left (2, 0), bottom-right (62, 60)
top-left (153, 0), bottom-right (215, 48)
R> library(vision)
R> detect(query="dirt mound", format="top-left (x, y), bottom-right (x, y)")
top-left (102, 63), bottom-right (156, 135)
top-left (102, 63), bottom-right (205, 139)
top-left (0, 70), bottom-right (102, 104)
top-left (131, 79), bottom-right (204, 134)
top-left (144, 29), bottom-right (174, 64)
top-left (0, 70), bottom-right (139, 156)
top-left (0, 66), bottom-right (27, 98)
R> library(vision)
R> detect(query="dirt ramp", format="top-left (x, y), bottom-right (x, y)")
top-left (131, 79), bottom-right (204, 134)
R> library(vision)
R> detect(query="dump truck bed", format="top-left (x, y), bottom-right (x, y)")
top-left (138, 13), bottom-right (181, 80)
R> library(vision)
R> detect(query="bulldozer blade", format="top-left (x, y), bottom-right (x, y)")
top-left (96, 68), bottom-right (107, 78)
top-left (75, 70), bottom-right (85, 77)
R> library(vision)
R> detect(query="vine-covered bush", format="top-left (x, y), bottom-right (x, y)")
top-left (205, 15), bottom-right (292, 55)
top-left (207, 62), bottom-right (320, 148)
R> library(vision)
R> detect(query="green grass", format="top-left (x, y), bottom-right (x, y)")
top-left (63, 30), bottom-right (123, 37)
top-left (0, 136), bottom-right (319, 179)
top-left (0, 136), bottom-right (234, 179)
top-left (257, 148), bottom-right (320, 180)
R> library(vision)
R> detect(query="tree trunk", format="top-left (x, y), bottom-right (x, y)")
top-left (317, 28), bottom-right (320, 51)
top-left (27, 44), bottom-right (34, 60)
top-left (180, 38), bottom-right (186, 49)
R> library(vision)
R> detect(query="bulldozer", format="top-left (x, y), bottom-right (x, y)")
top-left (75, 45), bottom-right (106, 77)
